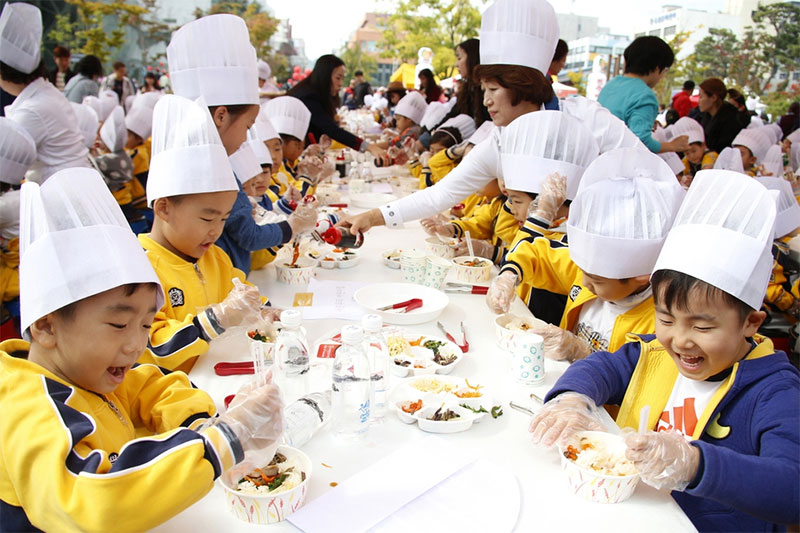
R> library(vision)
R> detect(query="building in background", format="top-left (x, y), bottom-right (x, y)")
top-left (725, 0), bottom-right (784, 33)
top-left (562, 34), bottom-right (630, 81)
top-left (346, 12), bottom-right (397, 87)
top-left (555, 13), bottom-right (609, 42)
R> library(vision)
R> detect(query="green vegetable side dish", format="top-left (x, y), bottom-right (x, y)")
top-left (424, 339), bottom-right (457, 366)
top-left (423, 340), bottom-right (446, 354)
top-left (267, 474), bottom-right (288, 491)
top-left (460, 403), bottom-right (504, 419)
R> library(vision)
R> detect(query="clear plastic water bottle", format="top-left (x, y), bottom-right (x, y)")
top-left (273, 309), bottom-right (310, 403)
top-left (332, 325), bottom-right (371, 439)
top-left (281, 391), bottom-right (332, 448)
top-left (362, 314), bottom-right (388, 422)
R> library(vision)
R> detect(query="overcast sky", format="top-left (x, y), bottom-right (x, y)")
top-left (264, 0), bottom-right (729, 63)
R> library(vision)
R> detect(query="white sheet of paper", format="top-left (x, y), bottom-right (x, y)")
top-left (371, 182), bottom-right (394, 194)
top-left (287, 436), bottom-right (477, 533)
top-left (300, 279), bottom-right (369, 321)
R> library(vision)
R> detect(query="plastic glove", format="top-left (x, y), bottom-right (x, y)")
top-left (454, 238), bottom-right (495, 259)
top-left (420, 215), bottom-right (454, 237)
top-left (401, 135), bottom-right (418, 159)
top-left (419, 151), bottom-right (432, 167)
top-left (387, 145), bottom-right (409, 166)
top-left (318, 134), bottom-right (332, 152)
top-left (530, 173), bottom-right (567, 225)
top-left (529, 392), bottom-right (608, 447)
top-left (297, 156), bottom-right (326, 186)
top-left (287, 205), bottom-right (318, 235)
top-left (282, 185), bottom-right (302, 207)
top-left (260, 306), bottom-right (284, 323)
top-left (528, 322), bottom-right (592, 363)
top-left (624, 430), bottom-right (700, 491)
top-left (207, 278), bottom-right (263, 330)
top-left (486, 270), bottom-right (517, 314)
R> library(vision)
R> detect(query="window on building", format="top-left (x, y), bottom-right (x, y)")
top-left (649, 29), bottom-right (660, 37)
top-left (664, 25), bottom-right (676, 37)
top-left (634, 32), bottom-right (645, 38)
top-left (779, 72), bottom-right (788, 80)
top-left (793, 72), bottom-right (800, 80)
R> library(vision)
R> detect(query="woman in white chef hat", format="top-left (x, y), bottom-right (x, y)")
top-left (0, 3), bottom-right (91, 183)
top-left (343, 0), bottom-right (561, 233)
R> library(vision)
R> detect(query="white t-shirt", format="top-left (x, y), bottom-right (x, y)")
top-left (574, 287), bottom-right (652, 353)
top-left (656, 375), bottom-right (724, 438)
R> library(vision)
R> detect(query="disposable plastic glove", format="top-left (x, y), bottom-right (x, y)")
top-left (206, 278), bottom-right (263, 330)
top-left (420, 215), bottom-right (454, 237)
top-left (528, 322), bottom-right (592, 363)
top-left (287, 205), bottom-right (318, 236)
top-left (281, 185), bottom-right (302, 208)
top-left (297, 156), bottom-right (326, 186)
top-left (529, 173), bottom-right (567, 225)
top-left (318, 134), bottom-right (332, 152)
top-left (624, 430), bottom-right (700, 491)
top-left (486, 270), bottom-right (517, 314)
top-left (418, 151), bottom-right (432, 167)
top-left (401, 135), bottom-right (418, 159)
top-left (454, 238), bottom-right (495, 259)
top-left (529, 392), bottom-right (609, 447)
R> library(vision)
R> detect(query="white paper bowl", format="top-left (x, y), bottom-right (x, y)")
top-left (415, 404), bottom-right (474, 433)
top-left (275, 256), bottom-right (317, 285)
top-left (337, 253), bottom-right (359, 269)
top-left (319, 257), bottom-right (337, 269)
top-left (220, 446), bottom-right (312, 524)
top-left (425, 237), bottom-right (456, 259)
top-left (494, 313), bottom-right (547, 352)
top-left (353, 283), bottom-right (449, 325)
top-left (558, 431), bottom-right (640, 504)
top-left (382, 249), bottom-right (402, 269)
top-left (248, 337), bottom-right (274, 364)
top-left (452, 256), bottom-right (493, 283)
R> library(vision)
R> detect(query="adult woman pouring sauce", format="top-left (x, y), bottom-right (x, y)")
top-left (343, 0), bottom-right (560, 233)
top-left (288, 55), bottom-right (390, 165)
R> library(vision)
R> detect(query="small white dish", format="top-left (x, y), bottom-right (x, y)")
top-left (415, 404), bottom-right (474, 434)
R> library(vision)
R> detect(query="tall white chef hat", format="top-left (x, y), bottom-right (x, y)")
top-left (263, 96), bottom-right (311, 141)
top-left (667, 116), bottom-right (705, 145)
top-left (713, 147), bottom-right (745, 174)
top-left (762, 123), bottom-right (783, 145)
top-left (167, 14), bottom-right (259, 106)
top-left (254, 105), bottom-right (280, 141)
top-left (760, 144), bottom-right (784, 179)
top-left (71, 103), bottom-right (99, 150)
top-left (658, 152), bottom-right (685, 176)
top-left (567, 148), bottom-right (685, 279)
top-left (19, 167), bottom-right (164, 334)
top-left (95, 91), bottom-right (119, 122)
top-left (468, 120), bottom-right (495, 145)
top-left (480, 0), bottom-right (559, 75)
top-left (229, 140), bottom-right (262, 183)
top-left (561, 96), bottom-right (644, 153)
top-left (246, 126), bottom-right (272, 166)
top-left (125, 105), bottom-right (153, 141)
top-left (99, 106), bottom-right (126, 153)
top-left (437, 114), bottom-right (477, 142)
top-left (500, 110), bottom-right (598, 200)
top-left (653, 169), bottom-right (776, 310)
top-left (394, 91), bottom-right (428, 125)
top-left (124, 94), bottom-right (136, 113)
top-left (257, 59), bottom-right (271, 81)
top-left (0, 117), bottom-right (36, 185)
top-left (420, 101), bottom-right (449, 130)
top-left (131, 91), bottom-right (162, 112)
top-left (0, 3), bottom-right (41, 74)
top-left (147, 95), bottom-right (237, 207)
top-left (732, 127), bottom-right (772, 162)
top-left (755, 176), bottom-right (800, 238)
top-left (82, 95), bottom-right (102, 119)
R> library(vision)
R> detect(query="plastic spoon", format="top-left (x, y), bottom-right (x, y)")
top-left (465, 230), bottom-right (475, 259)
top-left (638, 405), bottom-right (650, 434)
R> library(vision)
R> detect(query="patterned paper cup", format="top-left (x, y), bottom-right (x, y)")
top-left (423, 255), bottom-right (453, 290)
top-left (220, 446), bottom-right (312, 524)
top-left (451, 256), bottom-right (492, 283)
top-left (399, 249), bottom-right (427, 284)
top-left (275, 256), bottom-right (317, 285)
top-left (425, 237), bottom-right (456, 259)
top-left (511, 332), bottom-right (545, 385)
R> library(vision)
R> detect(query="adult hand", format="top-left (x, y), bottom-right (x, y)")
top-left (367, 143), bottom-right (391, 166)
top-left (338, 209), bottom-right (386, 234)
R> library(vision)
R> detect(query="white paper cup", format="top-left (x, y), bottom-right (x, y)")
top-left (423, 255), bottom-right (453, 290)
top-left (399, 249), bottom-right (427, 284)
top-left (425, 237), bottom-right (456, 259)
top-left (512, 333), bottom-right (545, 385)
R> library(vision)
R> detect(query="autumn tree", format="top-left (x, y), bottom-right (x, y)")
top-left (340, 43), bottom-right (378, 83)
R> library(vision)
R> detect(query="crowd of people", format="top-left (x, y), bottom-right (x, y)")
top-left (0, 0), bottom-right (798, 531)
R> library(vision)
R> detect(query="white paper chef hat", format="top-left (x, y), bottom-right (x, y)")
top-left (480, 0), bottom-right (559, 75)
top-left (167, 14), bottom-right (259, 106)
top-left (246, 126), bottom-right (272, 166)
top-left (131, 91), bottom-right (162, 112)
top-left (713, 146), bottom-right (745, 174)
top-left (746, 115), bottom-right (764, 129)
top-left (254, 105), bottom-right (279, 141)
top-left (99, 106), bottom-right (126, 153)
top-left (82, 95), bottom-right (102, 118)
top-left (96, 91), bottom-right (119, 122)
top-left (71, 103), bottom-right (99, 149)
top-left (567, 148), bottom-right (685, 279)
top-left (263, 96), bottom-right (311, 141)
top-left (0, 117), bottom-right (36, 185)
top-left (732, 127), bottom-right (771, 162)
top-left (394, 91), bottom-right (428, 125)
top-left (0, 3), bottom-right (41, 74)
top-left (762, 123), bottom-right (783, 145)
top-left (755, 176), bottom-right (800, 238)
top-left (124, 94), bottom-right (135, 113)
top-left (19, 167), bottom-right (164, 334)
top-left (760, 144), bottom-right (784, 178)
top-left (500, 110), bottom-right (599, 200)
top-left (124, 105), bottom-right (153, 140)
top-left (468, 120), bottom-right (495, 145)
top-left (420, 101), bottom-right (449, 130)
top-left (652, 126), bottom-right (667, 143)
top-left (653, 169), bottom-right (776, 310)
top-left (257, 59), bottom-right (271, 81)
top-left (561, 96), bottom-right (644, 153)
top-left (438, 114), bottom-right (476, 142)
top-left (658, 151), bottom-right (685, 176)
top-left (364, 94), bottom-right (374, 107)
top-left (792, 143), bottom-right (800, 173)
top-left (668, 116), bottom-right (705, 145)
top-left (147, 95), bottom-right (237, 206)
top-left (229, 141), bottom-right (262, 183)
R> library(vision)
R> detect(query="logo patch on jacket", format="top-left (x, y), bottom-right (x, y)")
top-left (569, 285), bottom-right (581, 301)
top-left (168, 287), bottom-right (185, 307)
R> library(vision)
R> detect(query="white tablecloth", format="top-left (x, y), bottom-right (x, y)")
top-left (154, 214), bottom-right (695, 532)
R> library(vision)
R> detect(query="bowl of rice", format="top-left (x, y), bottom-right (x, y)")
top-left (220, 446), bottom-right (312, 524)
top-left (425, 237), bottom-right (457, 259)
top-left (494, 313), bottom-right (546, 352)
top-left (452, 256), bottom-right (492, 283)
top-left (558, 431), bottom-right (640, 504)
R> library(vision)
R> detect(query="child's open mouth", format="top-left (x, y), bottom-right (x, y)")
top-left (107, 366), bottom-right (128, 383)
top-left (677, 353), bottom-right (704, 371)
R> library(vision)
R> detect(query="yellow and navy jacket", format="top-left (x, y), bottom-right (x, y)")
top-left (450, 197), bottom-right (514, 264)
top-left (138, 234), bottom-right (260, 372)
top-left (0, 238), bottom-right (19, 304)
top-left (457, 193), bottom-right (489, 219)
top-left (249, 193), bottom-right (292, 271)
top-left (275, 158), bottom-right (316, 197)
top-left (413, 147), bottom-right (458, 189)
top-left (547, 334), bottom-right (800, 531)
top-left (0, 339), bottom-right (242, 533)
top-left (126, 141), bottom-right (150, 185)
top-left (765, 238), bottom-right (799, 321)
top-left (682, 151), bottom-right (718, 177)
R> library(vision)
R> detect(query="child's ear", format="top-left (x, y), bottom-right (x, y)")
top-left (30, 315), bottom-right (58, 349)
top-left (152, 197), bottom-right (170, 222)
top-left (211, 106), bottom-right (227, 128)
top-left (743, 310), bottom-right (767, 337)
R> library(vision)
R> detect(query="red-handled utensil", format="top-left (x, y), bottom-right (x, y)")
top-left (214, 361), bottom-right (254, 376)
top-left (444, 282), bottom-right (489, 295)
top-left (437, 321), bottom-right (469, 352)
top-left (377, 298), bottom-right (423, 312)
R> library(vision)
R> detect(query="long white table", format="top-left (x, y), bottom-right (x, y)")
top-left (154, 211), bottom-right (695, 532)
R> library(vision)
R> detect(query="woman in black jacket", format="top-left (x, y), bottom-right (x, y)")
top-left (696, 78), bottom-right (745, 154)
top-left (288, 55), bottom-right (388, 164)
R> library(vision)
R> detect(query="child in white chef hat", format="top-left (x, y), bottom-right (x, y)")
top-left (93, 105), bottom-right (142, 216)
top-left (529, 169), bottom-right (799, 532)
top-left (731, 127), bottom-right (772, 176)
top-left (0, 167), bottom-right (283, 532)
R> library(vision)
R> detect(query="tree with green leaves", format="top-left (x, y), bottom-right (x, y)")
top-left (652, 31), bottom-right (692, 106)
top-left (339, 43), bottom-right (378, 84)
top-left (691, 28), bottom-right (737, 80)
top-left (751, 2), bottom-right (800, 93)
top-left (126, 0), bottom-right (173, 69)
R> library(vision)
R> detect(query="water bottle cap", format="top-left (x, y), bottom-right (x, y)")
top-left (280, 309), bottom-right (302, 327)
top-left (361, 313), bottom-right (383, 331)
top-left (341, 324), bottom-right (364, 344)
